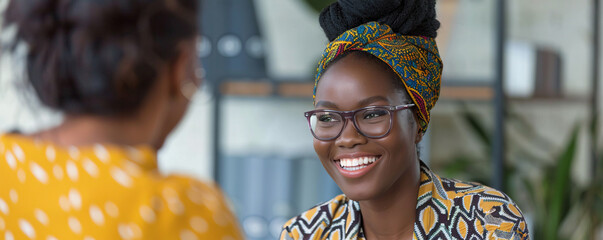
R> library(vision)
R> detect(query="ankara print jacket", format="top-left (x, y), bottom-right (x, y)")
top-left (280, 161), bottom-right (529, 240)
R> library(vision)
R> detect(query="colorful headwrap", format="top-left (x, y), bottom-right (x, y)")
top-left (314, 21), bottom-right (443, 132)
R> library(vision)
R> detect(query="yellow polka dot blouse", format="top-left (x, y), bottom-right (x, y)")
top-left (0, 134), bottom-right (244, 240)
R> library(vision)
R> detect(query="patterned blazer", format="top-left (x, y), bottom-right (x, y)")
top-left (280, 161), bottom-right (529, 240)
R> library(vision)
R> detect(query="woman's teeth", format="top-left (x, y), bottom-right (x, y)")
top-left (338, 156), bottom-right (378, 170)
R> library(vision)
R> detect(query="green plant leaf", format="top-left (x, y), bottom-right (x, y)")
top-left (459, 102), bottom-right (491, 148)
top-left (545, 124), bottom-right (580, 240)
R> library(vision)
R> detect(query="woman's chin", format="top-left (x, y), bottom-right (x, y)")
top-left (340, 187), bottom-right (379, 202)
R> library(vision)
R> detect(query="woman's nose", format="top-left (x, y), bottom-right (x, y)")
top-left (335, 119), bottom-right (367, 148)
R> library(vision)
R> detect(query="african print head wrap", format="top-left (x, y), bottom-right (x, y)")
top-left (314, 21), bottom-right (442, 132)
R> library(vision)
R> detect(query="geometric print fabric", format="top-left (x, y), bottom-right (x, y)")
top-left (281, 161), bottom-right (529, 240)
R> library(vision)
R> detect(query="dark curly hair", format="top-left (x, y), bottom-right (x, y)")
top-left (2, 0), bottom-right (199, 115)
top-left (319, 0), bottom-right (439, 41)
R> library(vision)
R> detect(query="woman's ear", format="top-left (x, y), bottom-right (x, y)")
top-left (415, 131), bottom-right (424, 144)
top-left (411, 111), bottom-right (424, 144)
top-left (167, 42), bottom-right (195, 99)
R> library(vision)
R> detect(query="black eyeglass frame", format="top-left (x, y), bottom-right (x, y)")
top-left (304, 104), bottom-right (416, 141)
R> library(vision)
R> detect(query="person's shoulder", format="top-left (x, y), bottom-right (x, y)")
top-left (282, 194), bottom-right (349, 228)
top-left (439, 177), bottom-right (505, 198)
top-left (91, 164), bottom-right (244, 239)
top-left (439, 177), bottom-right (530, 239)
top-left (101, 162), bottom-right (244, 239)
top-left (147, 175), bottom-right (245, 239)
top-left (280, 194), bottom-right (350, 240)
top-left (154, 174), bottom-right (234, 215)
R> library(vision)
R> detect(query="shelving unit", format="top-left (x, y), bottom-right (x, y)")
top-left (219, 80), bottom-right (495, 101)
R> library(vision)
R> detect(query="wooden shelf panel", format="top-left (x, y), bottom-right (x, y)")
top-left (220, 81), bottom-right (494, 100)
top-left (220, 82), bottom-right (273, 96)
top-left (277, 83), bottom-right (315, 98)
top-left (440, 86), bottom-right (493, 100)
top-left (219, 81), bottom-right (590, 102)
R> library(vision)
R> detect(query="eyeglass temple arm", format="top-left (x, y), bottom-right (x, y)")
top-left (392, 103), bottom-right (415, 110)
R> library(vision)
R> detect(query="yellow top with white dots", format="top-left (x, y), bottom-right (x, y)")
top-left (0, 133), bottom-right (243, 240)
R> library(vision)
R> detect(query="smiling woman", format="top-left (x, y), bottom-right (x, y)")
top-left (280, 0), bottom-right (529, 239)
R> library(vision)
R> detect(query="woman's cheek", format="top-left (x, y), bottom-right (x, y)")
top-left (313, 139), bottom-right (329, 158)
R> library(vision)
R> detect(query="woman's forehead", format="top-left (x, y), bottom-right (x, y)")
top-left (315, 55), bottom-right (408, 108)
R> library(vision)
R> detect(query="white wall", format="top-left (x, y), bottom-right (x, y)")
top-left (158, 95), bottom-right (316, 180)
top-left (509, 0), bottom-right (593, 96)
top-left (255, 0), bottom-right (326, 80)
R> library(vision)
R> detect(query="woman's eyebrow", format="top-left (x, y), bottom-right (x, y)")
top-left (315, 96), bottom-right (390, 109)
top-left (315, 101), bottom-right (338, 109)
top-left (358, 96), bottom-right (390, 106)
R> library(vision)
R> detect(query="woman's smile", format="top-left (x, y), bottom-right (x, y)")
top-left (333, 153), bottom-right (382, 178)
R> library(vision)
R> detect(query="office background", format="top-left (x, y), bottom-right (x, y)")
top-left (1, 0), bottom-right (601, 239)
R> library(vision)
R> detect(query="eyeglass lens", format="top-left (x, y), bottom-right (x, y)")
top-left (309, 108), bottom-right (391, 140)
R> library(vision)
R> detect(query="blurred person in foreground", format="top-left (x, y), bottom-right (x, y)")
top-left (0, 0), bottom-right (243, 239)
top-left (280, 0), bottom-right (529, 239)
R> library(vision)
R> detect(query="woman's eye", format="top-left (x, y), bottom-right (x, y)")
top-left (363, 110), bottom-right (387, 119)
top-left (318, 114), bottom-right (335, 122)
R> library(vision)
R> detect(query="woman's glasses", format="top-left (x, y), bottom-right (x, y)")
top-left (304, 104), bottom-right (415, 141)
